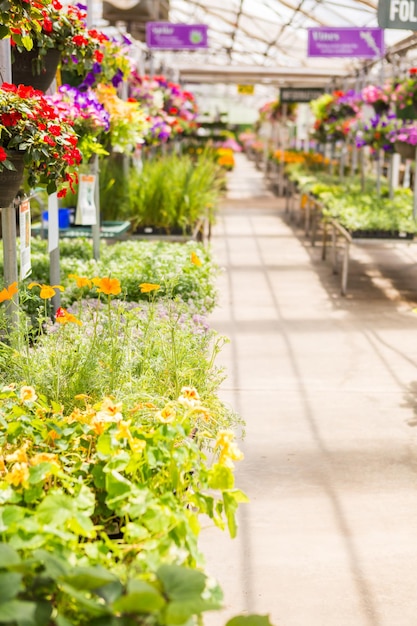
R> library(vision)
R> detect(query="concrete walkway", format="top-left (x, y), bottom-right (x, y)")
top-left (202, 152), bottom-right (417, 626)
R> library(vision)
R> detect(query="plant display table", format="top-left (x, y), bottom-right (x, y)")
top-left (322, 218), bottom-right (416, 295)
top-left (31, 220), bottom-right (131, 239)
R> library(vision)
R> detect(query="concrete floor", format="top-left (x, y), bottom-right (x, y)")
top-left (201, 153), bottom-right (417, 626)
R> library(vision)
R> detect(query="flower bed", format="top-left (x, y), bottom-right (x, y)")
top-left (0, 237), bottom-right (276, 625)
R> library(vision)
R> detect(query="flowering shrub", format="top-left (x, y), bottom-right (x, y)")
top-left (391, 68), bottom-right (417, 110)
top-left (48, 84), bottom-right (110, 161)
top-left (388, 122), bottom-right (417, 146)
top-left (0, 83), bottom-right (81, 195)
top-left (216, 147), bottom-right (235, 169)
top-left (129, 73), bottom-right (199, 142)
top-left (95, 84), bottom-right (149, 154)
top-left (259, 99), bottom-right (297, 122)
top-left (310, 90), bottom-right (361, 143)
top-left (355, 113), bottom-right (396, 153)
top-left (61, 27), bottom-right (133, 90)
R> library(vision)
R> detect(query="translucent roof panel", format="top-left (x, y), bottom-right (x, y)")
top-left (161, 0), bottom-right (416, 81)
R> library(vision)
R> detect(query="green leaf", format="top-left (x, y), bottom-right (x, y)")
top-left (165, 598), bottom-right (222, 624)
top-left (226, 616), bottom-right (276, 626)
top-left (0, 572), bottom-right (21, 602)
top-left (0, 600), bottom-right (36, 623)
top-left (34, 601), bottom-right (53, 626)
top-left (29, 463), bottom-right (55, 485)
top-left (0, 25), bottom-right (9, 39)
top-left (32, 550), bottom-right (68, 579)
top-left (0, 505), bottom-right (26, 532)
top-left (96, 433), bottom-right (113, 457)
top-left (113, 579), bottom-right (165, 614)
top-left (208, 463), bottom-right (234, 489)
top-left (63, 566), bottom-right (117, 591)
top-left (0, 543), bottom-right (20, 568)
top-left (223, 490), bottom-right (249, 539)
top-left (60, 585), bottom-right (111, 617)
top-left (157, 565), bottom-right (206, 601)
top-left (21, 35), bottom-right (33, 51)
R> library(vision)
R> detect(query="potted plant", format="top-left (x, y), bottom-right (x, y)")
top-left (361, 83), bottom-right (391, 115)
top-left (388, 121), bottom-right (417, 159)
top-left (391, 68), bottom-right (417, 120)
top-left (1, 0), bottom-right (133, 92)
top-left (0, 82), bottom-right (81, 205)
top-left (3, 1), bottom-right (87, 91)
top-left (354, 113), bottom-right (396, 154)
top-left (49, 84), bottom-right (111, 162)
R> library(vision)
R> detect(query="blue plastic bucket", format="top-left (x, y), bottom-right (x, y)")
top-left (42, 208), bottom-right (71, 229)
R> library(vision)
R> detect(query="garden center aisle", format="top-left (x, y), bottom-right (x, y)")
top-left (201, 152), bottom-right (417, 626)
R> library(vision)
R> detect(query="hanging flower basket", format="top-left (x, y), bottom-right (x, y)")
top-left (0, 151), bottom-right (25, 207)
top-left (394, 141), bottom-right (416, 160)
top-left (372, 100), bottom-right (390, 115)
top-left (12, 47), bottom-right (61, 92)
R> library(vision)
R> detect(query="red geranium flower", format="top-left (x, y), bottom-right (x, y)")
top-left (0, 147), bottom-right (8, 162)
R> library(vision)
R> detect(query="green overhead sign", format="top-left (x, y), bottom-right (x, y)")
top-left (377, 0), bottom-right (417, 30)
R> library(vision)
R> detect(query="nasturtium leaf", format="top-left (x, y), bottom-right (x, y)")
top-left (225, 615), bottom-right (275, 626)
top-left (113, 579), bottom-right (165, 613)
top-left (32, 549), bottom-right (68, 579)
top-left (0, 544), bottom-right (20, 569)
top-left (0, 572), bottom-right (21, 602)
top-left (0, 505), bottom-right (26, 532)
top-left (0, 599), bottom-right (36, 623)
top-left (208, 463), bottom-right (235, 489)
top-left (157, 565), bottom-right (206, 601)
top-left (62, 566), bottom-right (118, 591)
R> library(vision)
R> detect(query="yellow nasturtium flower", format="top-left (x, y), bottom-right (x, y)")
top-left (20, 386), bottom-right (37, 403)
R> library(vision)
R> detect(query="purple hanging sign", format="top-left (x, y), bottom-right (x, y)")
top-left (146, 22), bottom-right (208, 49)
top-left (307, 28), bottom-right (384, 58)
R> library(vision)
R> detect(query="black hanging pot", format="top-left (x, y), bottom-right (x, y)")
top-left (394, 141), bottom-right (416, 160)
top-left (0, 151), bottom-right (25, 207)
top-left (12, 47), bottom-right (61, 92)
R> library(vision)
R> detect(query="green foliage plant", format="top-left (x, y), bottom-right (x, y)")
top-left (0, 381), bottom-right (248, 625)
top-left (0, 239), bottom-right (220, 318)
top-left (127, 151), bottom-right (223, 233)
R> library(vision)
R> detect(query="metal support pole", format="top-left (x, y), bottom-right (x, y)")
top-left (413, 145), bottom-right (417, 219)
top-left (0, 40), bottom-right (18, 328)
top-left (331, 225), bottom-right (338, 274)
top-left (341, 242), bottom-right (350, 296)
top-left (2, 204), bottom-right (18, 327)
top-left (48, 193), bottom-right (60, 312)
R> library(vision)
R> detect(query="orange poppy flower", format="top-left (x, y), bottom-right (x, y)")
top-left (139, 283), bottom-right (161, 293)
top-left (92, 277), bottom-right (121, 296)
top-left (55, 307), bottom-right (82, 326)
top-left (0, 281), bottom-right (18, 303)
top-left (190, 251), bottom-right (202, 267)
top-left (68, 274), bottom-right (92, 289)
top-left (28, 282), bottom-right (64, 299)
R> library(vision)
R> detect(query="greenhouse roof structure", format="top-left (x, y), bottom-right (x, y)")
top-left (98, 0), bottom-right (417, 87)
top-left (162, 0), bottom-right (417, 85)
